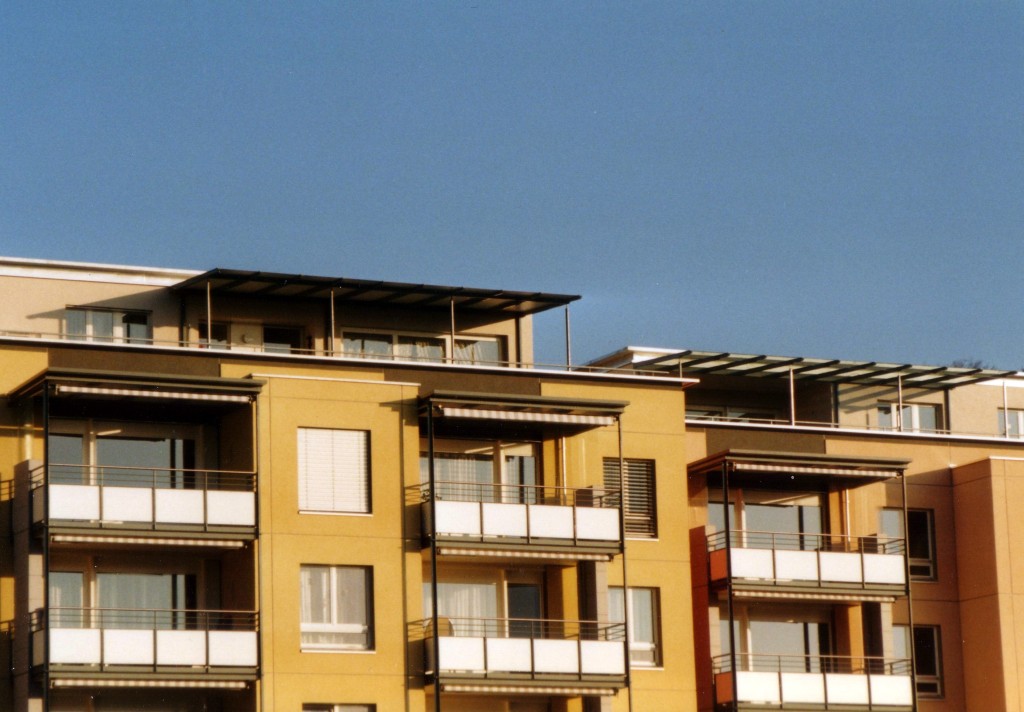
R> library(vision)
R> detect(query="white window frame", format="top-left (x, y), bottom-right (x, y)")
top-left (300, 565), bottom-right (373, 651)
top-left (877, 402), bottom-right (940, 432)
top-left (298, 428), bottom-right (371, 515)
top-left (339, 329), bottom-right (504, 364)
top-left (609, 586), bottom-right (660, 668)
top-left (998, 407), bottom-right (1024, 438)
top-left (895, 624), bottom-right (943, 698)
top-left (65, 307), bottom-right (151, 344)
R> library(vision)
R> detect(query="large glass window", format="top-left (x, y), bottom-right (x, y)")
top-left (423, 581), bottom-right (498, 637)
top-left (421, 441), bottom-right (537, 503)
top-left (604, 458), bottom-right (656, 538)
top-left (720, 604), bottom-right (832, 672)
top-left (882, 508), bottom-right (935, 579)
top-left (998, 408), bottom-right (1024, 438)
top-left (339, 330), bottom-right (503, 364)
top-left (300, 565), bottom-right (373, 651)
top-left (298, 428), bottom-right (370, 514)
top-left (263, 325), bottom-right (303, 354)
top-left (65, 308), bottom-right (151, 344)
top-left (609, 587), bottom-right (660, 667)
top-left (878, 403), bottom-right (940, 432)
top-left (895, 624), bottom-right (942, 697)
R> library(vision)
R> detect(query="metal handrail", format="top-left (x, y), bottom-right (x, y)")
top-left (413, 616), bottom-right (625, 641)
top-left (33, 607), bottom-right (258, 632)
top-left (415, 480), bottom-right (618, 508)
top-left (706, 529), bottom-right (906, 555)
top-left (712, 652), bottom-right (912, 676)
top-left (34, 463), bottom-right (256, 492)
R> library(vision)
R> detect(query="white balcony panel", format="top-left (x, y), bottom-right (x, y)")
top-left (825, 673), bottom-right (870, 704)
top-left (735, 671), bottom-right (781, 704)
top-left (773, 550), bottom-right (818, 581)
top-left (533, 639), bottom-right (580, 674)
top-left (780, 672), bottom-right (826, 704)
top-left (156, 630), bottom-right (207, 666)
top-left (528, 505), bottom-right (575, 540)
top-left (209, 631), bottom-right (258, 667)
top-left (485, 637), bottom-right (532, 673)
top-left (863, 554), bottom-right (906, 585)
top-left (576, 507), bottom-right (620, 541)
top-left (50, 629), bottom-right (101, 665)
top-left (155, 490), bottom-right (205, 525)
top-left (481, 503), bottom-right (527, 538)
top-left (870, 674), bottom-right (914, 705)
top-left (819, 552), bottom-right (863, 583)
top-left (103, 629), bottom-right (155, 665)
top-left (730, 548), bottom-right (774, 579)
top-left (434, 501), bottom-right (481, 537)
top-left (49, 484), bottom-right (99, 521)
top-left (580, 640), bottom-right (626, 675)
top-left (438, 636), bottom-right (485, 672)
top-left (206, 491), bottom-right (256, 527)
top-left (102, 486), bottom-right (153, 523)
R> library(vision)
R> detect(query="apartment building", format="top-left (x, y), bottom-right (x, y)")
top-left (0, 257), bottom-right (696, 712)
top-left (593, 346), bottom-right (1024, 711)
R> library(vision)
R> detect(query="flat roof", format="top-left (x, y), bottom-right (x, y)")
top-left (632, 349), bottom-right (1018, 390)
top-left (174, 268), bottom-right (580, 317)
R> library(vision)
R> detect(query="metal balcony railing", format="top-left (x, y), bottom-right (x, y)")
top-left (32, 607), bottom-right (259, 674)
top-left (416, 481), bottom-right (617, 508)
top-left (33, 464), bottom-right (257, 532)
top-left (414, 616), bottom-right (625, 641)
top-left (712, 653), bottom-right (911, 676)
top-left (706, 530), bottom-right (905, 555)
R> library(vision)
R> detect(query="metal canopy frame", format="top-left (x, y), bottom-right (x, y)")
top-left (8, 368), bottom-right (264, 404)
top-left (639, 349), bottom-right (1017, 390)
top-left (174, 268), bottom-right (580, 318)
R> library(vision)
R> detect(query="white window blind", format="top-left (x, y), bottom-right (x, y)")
top-left (298, 428), bottom-right (370, 513)
top-left (604, 458), bottom-right (656, 538)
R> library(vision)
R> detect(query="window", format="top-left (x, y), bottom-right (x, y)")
top-left (604, 458), bottom-right (656, 538)
top-left (421, 440), bottom-right (537, 503)
top-left (298, 428), bottom-right (370, 514)
top-left (895, 625), bottom-right (942, 697)
top-left (609, 587), bottom-right (660, 667)
top-left (300, 565), bottom-right (373, 650)
top-left (66, 308), bottom-right (151, 343)
top-left (423, 581), bottom-right (498, 637)
top-left (200, 321), bottom-right (229, 349)
top-left (340, 330), bottom-right (504, 364)
top-left (998, 408), bottom-right (1024, 438)
top-left (881, 508), bottom-right (935, 579)
top-left (878, 403), bottom-right (940, 432)
top-left (303, 706), bottom-right (375, 712)
top-left (263, 325), bottom-right (302, 353)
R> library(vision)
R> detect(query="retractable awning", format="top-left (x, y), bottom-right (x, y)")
top-left (421, 391), bottom-right (626, 432)
top-left (689, 449), bottom-right (909, 489)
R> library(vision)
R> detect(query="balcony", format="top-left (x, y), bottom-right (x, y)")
top-left (32, 608), bottom-right (258, 680)
top-left (418, 482), bottom-right (621, 559)
top-left (707, 531), bottom-right (906, 598)
top-left (421, 617), bottom-right (626, 691)
top-left (713, 654), bottom-right (912, 710)
top-left (32, 465), bottom-right (257, 539)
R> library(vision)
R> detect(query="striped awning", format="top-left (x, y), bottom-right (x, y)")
top-left (437, 407), bottom-right (615, 426)
top-left (51, 679), bottom-right (249, 689)
top-left (55, 385), bottom-right (252, 403)
top-left (733, 462), bottom-right (896, 480)
top-left (440, 684), bottom-right (617, 696)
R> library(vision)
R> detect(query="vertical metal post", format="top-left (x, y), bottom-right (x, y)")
top-left (617, 416), bottom-right (633, 712)
top-left (42, 385), bottom-right (51, 711)
top-left (789, 368), bottom-right (796, 425)
top-left (897, 374), bottom-right (904, 431)
top-left (449, 298), bottom-right (456, 364)
top-left (565, 306), bottom-right (572, 368)
top-left (901, 468), bottom-right (918, 711)
top-left (329, 288), bottom-right (336, 356)
top-left (205, 281), bottom-right (213, 345)
top-left (1003, 382), bottom-right (1010, 438)
top-left (427, 406), bottom-right (442, 712)
top-left (723, 461), bottom-right (739, 702)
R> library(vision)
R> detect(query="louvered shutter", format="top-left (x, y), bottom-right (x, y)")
top-left (603, 458), bottom-right (656, 537)
top-left (298, 428), bottom-right (370, 513)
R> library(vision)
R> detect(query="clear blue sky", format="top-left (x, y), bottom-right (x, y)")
top-left (2, 2), bottom-right (1022, 367)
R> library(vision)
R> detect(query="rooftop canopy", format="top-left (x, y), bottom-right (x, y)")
top-left (634, 349), bottom-right (1018, 390)
top-left (173, 269), bottom-right (580, 317)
